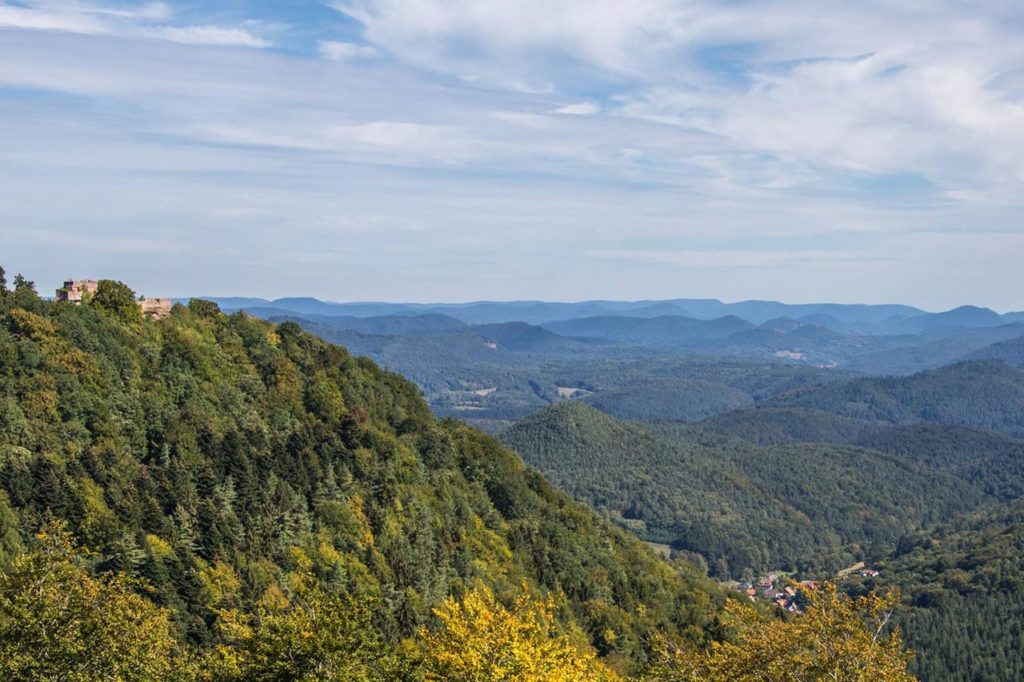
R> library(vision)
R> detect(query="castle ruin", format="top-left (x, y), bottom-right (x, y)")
top-left (55, 279), bottom-right (99, 303)
top-left (56, 279), bottom-right (172, 320)
top-left (138, 297), bottom-right (172, 319)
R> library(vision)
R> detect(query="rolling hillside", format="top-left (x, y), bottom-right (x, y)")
top-left (700, 407), bottom-right (881, 446)
top-left (771, 360), bottom-right (1024, 438)
top-left (501, 401), bottom-right (983, 579)
top-left (966, 335), bottom-right (1024, 367)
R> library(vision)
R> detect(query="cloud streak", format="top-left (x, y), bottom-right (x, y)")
top-left (319, 40), bottom-right (377, 61)
top-left (588, 249), bottom-right (887, 269)
top-left (0, 0), bottom-right (269, 47)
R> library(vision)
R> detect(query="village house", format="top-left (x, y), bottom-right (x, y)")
top-left (732, 571), bottom-right (821, 615)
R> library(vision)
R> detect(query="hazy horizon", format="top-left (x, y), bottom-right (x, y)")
top-left (17, 272), bottom-right (1024, 315)
top-left (8, 268), bottom-right (1024, 314)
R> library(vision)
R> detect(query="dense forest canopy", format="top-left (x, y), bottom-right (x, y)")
top-left (501, 402), bottom-right (990, 579)
top-left (844, 499), bottom-right (1024, 681)
top-left (0, 273), bottom-right (730, 678)
top-left (770, 360), bottom-right (1024, 438)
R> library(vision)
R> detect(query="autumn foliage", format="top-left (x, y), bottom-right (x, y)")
top-left (0, 525), bottom-right (178, 681)
top-left (420, 581), bottom-right (620, 681)
top-left (649, 583), bottom-right (914, 681)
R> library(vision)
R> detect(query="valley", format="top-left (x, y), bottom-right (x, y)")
top-left (7, 3), bottom-right (1023, 678)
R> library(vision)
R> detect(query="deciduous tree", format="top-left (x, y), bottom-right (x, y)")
top-left (0, 524), bottom-right (179, 682)
top-left (649, 583), bottom-right (914, 681)
top-left (420, 581), bottom-right (620, 682)
top-left (92, 279), bottom-right (141, 321)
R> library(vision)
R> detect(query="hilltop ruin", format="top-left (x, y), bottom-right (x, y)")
top-left (56, 279), bottom-right (172, 320)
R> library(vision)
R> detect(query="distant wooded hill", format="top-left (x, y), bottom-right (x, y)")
top-left (200, 296), bottom-right (1023, 330)
top-left (769, 360), bottom-right (1024, 438)
top-left (500, 400), bottom-right (1006, 580)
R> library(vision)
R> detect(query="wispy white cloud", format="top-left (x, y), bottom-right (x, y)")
top-left (85, 2), bottom-right (171, 21)
top-left (331, 0), bottom-right (1024, 204)
top-left (143, 25), bottom-right (270, 48)
top-left (0, 0), bottom-right (270, 47)
top-left (189, 120), bottom-right (484, 165)
top-left (0, 2), bottom-right (105, 32)
top-left (554, 102), bottom-right (599, 115)
top-left (588, 248), bottom-right (885, 269)
top-left (319, 40), bottom-right (377, 61)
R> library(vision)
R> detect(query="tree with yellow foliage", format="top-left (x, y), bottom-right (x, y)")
top-left (648, 582), bottom-right (915, 681)
top-left (419, 581), bottom-right (621, 682)
top-left (0, 524), bottom-right (179, 682)
top-left (201, 569), bottom-right (415, 681)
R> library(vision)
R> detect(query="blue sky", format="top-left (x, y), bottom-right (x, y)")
top-left (2, 0), bottom-right (1023, 310)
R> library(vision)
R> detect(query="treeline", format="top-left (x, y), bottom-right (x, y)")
top-left (770, 360), bottom-right (1024, 439)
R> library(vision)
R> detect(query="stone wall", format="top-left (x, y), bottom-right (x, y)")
top-left (138, 298), bottom-right (172, 319)
top-left (56, 280), bottom-right (99, 303)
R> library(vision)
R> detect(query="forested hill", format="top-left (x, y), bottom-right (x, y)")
top-left (500, 401), bottom-right (982, 579)
top-left (0, 279), bottom-right (728, 677)
top-left (770, 360), bottom-right (1024, 438)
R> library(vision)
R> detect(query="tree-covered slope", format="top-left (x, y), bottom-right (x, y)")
top-left (695, 405), bottom-right (1024, 501)
top-left (581, 378), bottom-right (752, 421)
top-left (501, 401), bottom-right (982, 579)
top-left (847, 499), bottom-right (1024, 681)
top-left (500, 401), bottom-right (817, 577)
top-left (966, 335), bottom-right (1024, 367)
top-left (0, 281), bottom-right (727, 675)
top-left (700, 407), bottom-right (882, 446)
top-left (854, 424), bottom-right (1024, 501)
top-left (771, 360), bottom-right (1024, 438)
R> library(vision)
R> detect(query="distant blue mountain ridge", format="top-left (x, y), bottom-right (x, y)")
top-left (185, 296), bottom-right (1022, 333)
